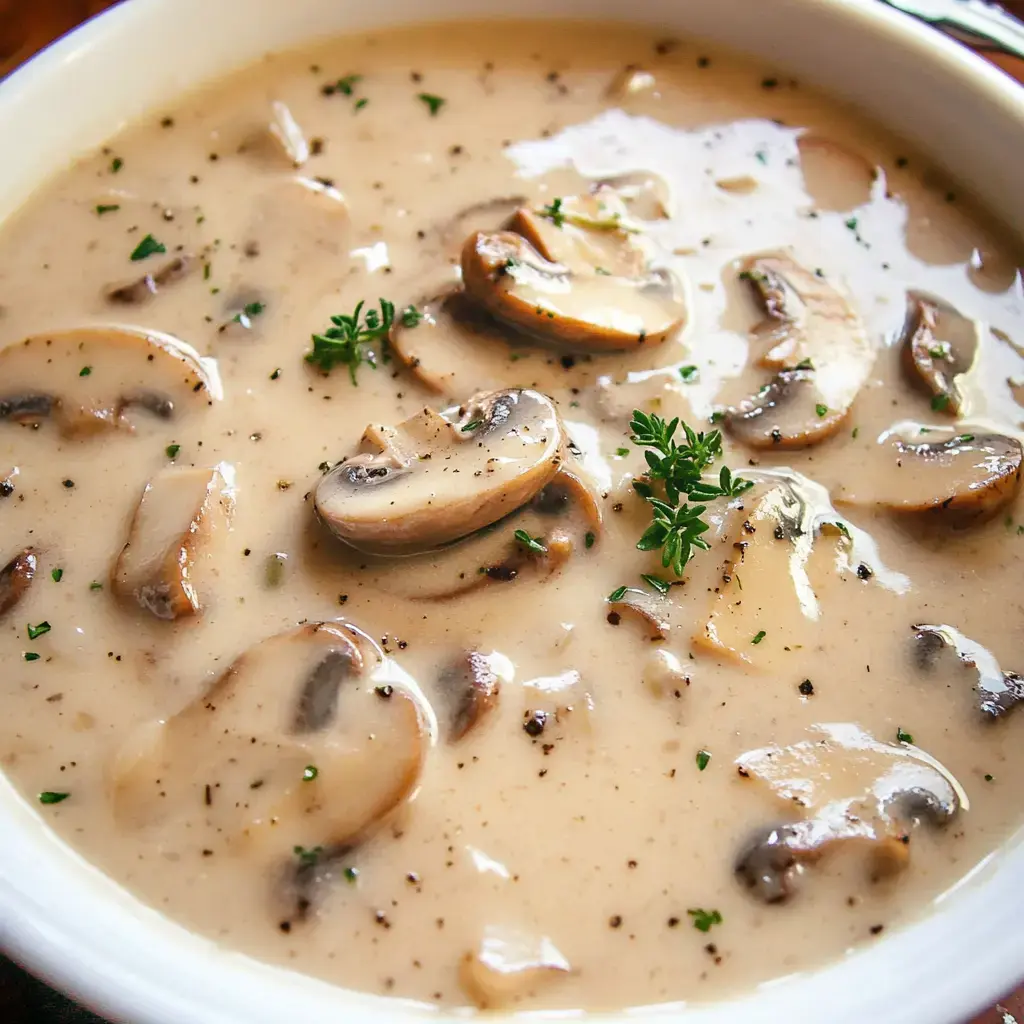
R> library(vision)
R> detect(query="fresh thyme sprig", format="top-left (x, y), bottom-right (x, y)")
top-left (305, 299), bottom-right (421, 384)
top-left (629, 410), bottom-right (752, 576)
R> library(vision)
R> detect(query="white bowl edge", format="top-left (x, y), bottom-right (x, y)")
top-left (1, 1), bottom-right (1023, 1022)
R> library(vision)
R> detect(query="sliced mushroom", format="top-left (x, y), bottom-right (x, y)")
top-left (315, 389), bottom-right (564, 555)
top-left (438, 195), bottom-right (527, 256)
top-left (389, 287), bottom-right (520, 398)
top-left (521, 668), bottom-right (596, 737)
top-left (356, 465), bottom-right (601, 600)
top-left (113, 622), bottom-right (430, 863)
top-left (459, 928), bottom-right (571, 1009)
top-left (900, 292), bottom-right (978, 416)
top-left (735, 723), bottom-right (966, 903)
top-left (596, 171), bottom-right (672, 221)
top-left (106, 254), bottom-right (195, 305)
top-left (437, 651), bottom-right (502, 741)
top-left (605, 65), bottom-right (658, 100)
top-left (112, 463), bottom-right (235, 620)
top-left (834, 433), bottom-right (1022, 524)
top-left (724, 252), bottom-right (873, 449)
top-left (911, 623), bottom-right (1024, 718)
top-left (607, 587), bottom-right (672, 640)
top-left (507, 189), bottom-right (648, 278)
top-left (0, 326), bottom-right (220, 438)
top-left (796, 134), bottom-right (877, 212)
top-left (461, 230), bottom-right (684, 352)
top-left (0, 548), bottom-right (36, 617)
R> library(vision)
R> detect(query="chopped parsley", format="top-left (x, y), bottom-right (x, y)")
top-left (615, 447), bottom-right (630, 457)
top-left (129, 234), bottom-right (166, 262)
top-left (89, 581), bottom-right (103, 591)
top-left (418, 93), bottom-right (446, 116)
top-left (539, 197), bottom-right (566, 228)
top-left (305, 299), bottom-right (421, 384)
top-left (293, 844), bottom-right (324, 867)
top-left (514, 529), bottom-right (547, 555)
top-left (302, 765), bottom-right (319, 782)
top-left (629, 410), bottom-right (752, 576)
top-left (931, 393), bottom-right (950, 412)
top-left (334, 74), bottom-right (362, 95)
top-left (95, 204), bottom-right (120, 215)
top-left (896, 726), bottom-right (914, 744)
top-left (39, 791), bottom-right (69, 805)
top-left (640, 573), bottom-right (671, 595)
top-left (354, 98), bottom-right (369, 111)
top-left (461, 419), bottom-right (483, 432)
top-left (79, 366), bottom-right (92, 377)
top-left (687, 908), bottom-right (722, 932)
top-left (23, 652), bottom-right (40, 662)
top-left (344, 866), bottom-right (359, 884)
top-left (27, 621), bottom-right (51, 641)
top-left (844, 217), bottom-right (858, 231)
top-left (110, 157), bottom-right (123, 173)
top-left (607, 586), bottom-right (628, 602)
top-left (165, 444), bottom-right (180, 459)
top-left (270, 368), bottom-right (281, 380)
top-left (852, 426), bottom-right (860, 439)
top-left (751, 630), bottom-right (766, 644)
top-left (584, 531), bottom-right (596, 549)
top-left (232, 301), bottom-right (265, 327)
top-left (51, 568), bottom-right (63, 583)
top-left (815, 403), bottom-right (828, 418)
top-left (696, 749), bottom-right (711, 771)
top-left (956, 434), bottom-right (975, 444)
top-left (679, 365), bottom-right (699, 382)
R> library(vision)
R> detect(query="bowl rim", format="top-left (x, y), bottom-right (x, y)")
top-left (1, 2), bottom-right (1024, 1022)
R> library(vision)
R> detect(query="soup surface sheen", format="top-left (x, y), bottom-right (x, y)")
top-left (1, 20), bottom-right (1023, 1014)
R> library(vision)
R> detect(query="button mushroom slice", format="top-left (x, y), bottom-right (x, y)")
top-left (112, 623), bottom-right (430, 862)
top-left (724, 252), bottom-right (873, 449)
top-left (112, 463), bottom-right (235, 620)
top-left (389, 287), bottom-right (519, 399)
top-left (911, 623), bottom-right (1024, 719)
top-left (315, 388), bottom-right (565, 556)
top-left (507, 188), bottom-right (648, 278)
top-left (0, 326), bottom-right (221, 438)
top-left (606, 587), bottom-right (672, 641)
top-left (459, 928), bottom-right (571, 1009)
top-left (734, 722), bottom-right (966, 903)
top-left (437, 650), bottom-right (502, 742)
top-left (438, 194), bottom-right (527, 256)
top-left (0, 547), bottom-right (36, 617)
top-left (834, 433), bottom-right (1023, 524)
top-left (461, 230), bottom-right (685, 352)
top-left (353, 464), bottom-right (602, 601)
top-left (106, 254), bottom-right (195, 305)
top-left (900, 291), bottom-right (979, 416)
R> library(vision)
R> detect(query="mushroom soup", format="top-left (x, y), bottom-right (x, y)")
top-left (1, 19), bottom-right (1023, 1013)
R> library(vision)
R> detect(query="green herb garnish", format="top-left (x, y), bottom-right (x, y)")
top-left (629, 410), bottom-right (752, 576)
top-left (95, 204), bottom-right (120, 215)
top-left (640, 573), bottom-right (671, 595)
top-left (305, 300), bottom-right (421, 384)
top-left (514, 529), bottom-right (547, 555)
top-left (79, 366), bottom-right (92, 377)
top-left (335, 74), bottom-right (362, 95)
top-left (539, 197), bottom-right (565, 228)
top-left (584, 531), bottom-right (596, 549)
top-left (752, 630), bottom-right (766, 644)
top-left (615, 447), bottom-right (630, 457)
top-left (896, 727), bottom-right (914, 744)
top-left (27, 621), bottom-right (51, 641)
top-left (130, 234), bottom-right (166, 262)
top-left (344, 866), bottom-right (359, 884)
top-left (608, 586), bottom-right (628, 602)
top-left (687, 908), bottom-right (722, 932)
top-left (679, 365), bottom-right (699, 382)
top-left (89, 581), bottom-right (103, 591)
top-left (294, 844), bottom-right (324, 867)
top-left (418, 93), bottom-right (446, 116)
top-left (51, 568), bottom-right (63, 583)
top-left (931, 393), bottom-right (950, 412)
top-left (696, 749), bottom-right (711, 771)
top-left (24, 652), bottom-right (40, 662)
top-left (815, 403), bottom-right (828, 418)
top-left (39, 791), bottom-right (69, 805)
top-left (302, 765), bottom-right (318, 782)
top-left (233, 301), bottom-right (265, 327)
top-left (110, 157), bottom-right (123, 173)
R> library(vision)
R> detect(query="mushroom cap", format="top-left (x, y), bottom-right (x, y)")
top-left (835, 432), bottom-right (1023, 523)
top-left (315, 388), bottom-right (565, 556)
top-left (437, 650), bottom-right (502, 742)
top-left (725, 252), bottom-right (873, 449)
top-left (112, 463), bottom-right (235, 620)
top-left (0, 547), bottom-right (36, 617)
top-left (900, 291), bottom-right (978, 416)
top-left (113, 622), bottom-right (430, 859)
top-left (0, 325), bottom-right (221, 438)
top-left (734, 722), bottom-right (965, 902)
top-left (461, 230), bottom-right (684, 352)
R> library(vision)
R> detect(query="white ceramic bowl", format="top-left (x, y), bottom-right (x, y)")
top-left (2, 1), bottom-right (1023, 1021)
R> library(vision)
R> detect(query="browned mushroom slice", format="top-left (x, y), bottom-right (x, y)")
top-left (437, 651), bottom-right (502, 741)
top-left (724, 252), bottom-right (872, 448)
top-left (724, 368), bottom-right (848, 449)
top-left (356, 465), bottom-right (602, 601)
top-left (460, 928), bottom-right (571, 1009)
top-left (735, 723), bottom-right (966, 903)
top-left (438, 195), bottom-right (527, 256)
top-left (461, 231), bottom-right (684, 352)
top-left (389, 288), bottom-right (519, 398)
top-left (507, 188), bottom-right (648, 278)
top-left (112, 463), bottom-right (234, 620)
top-left (835, 433), bottom-right (1022, 524)
top-left (315, 389), bottom-right (564, 556)
top-left (0, 326), bottom-right (220, 438)
top-left (900, 292), bottom-right (978, 416)
top-left (113, 623), bottom-right (429, 863)
top-left (0, 548), bottom-right (36, 617)
top-left (106, 254), bottom-right (195, 305)
top-left (607, 587), bottom-right (672, 640)
top-left (911, 623), bottom-right (1024, 719)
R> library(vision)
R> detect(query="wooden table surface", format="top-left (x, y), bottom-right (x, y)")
top-left (0, 1), bottom-right (1022, 1021)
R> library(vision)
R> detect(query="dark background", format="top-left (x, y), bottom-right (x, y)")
top-left (0, 0), bottom-right (1022, 1020)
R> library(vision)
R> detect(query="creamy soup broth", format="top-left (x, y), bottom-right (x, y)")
top-left (1, 19), bottom-right (1023, 1013)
